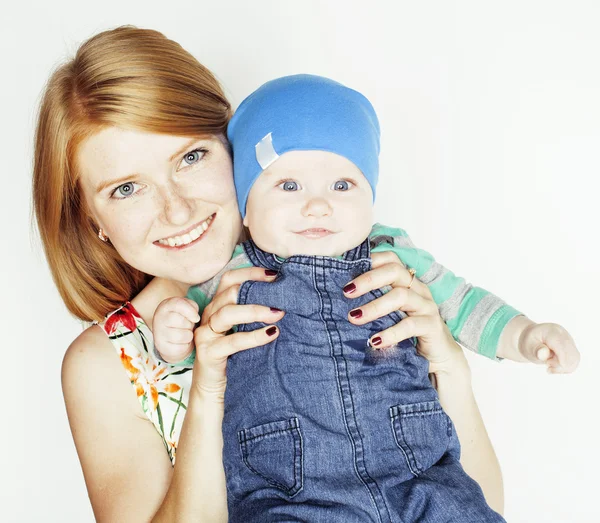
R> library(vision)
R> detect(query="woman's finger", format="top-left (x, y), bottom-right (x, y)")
top-left (202, 284), bottom-right (241, 321)
top-left (367, 314), bottom-right (445, 351)
top-left (368, 314), bottom-right (432, 348)
top-left (192, 325), bottom-right (280, 393)
top-left (206, 303), bottom-right (284, 336)
top-left (215, 266), bottom-right (277, 296)
top-left (344, 253), bottom-right (430, 300)
top-left (212, 325), bottom-right (280, 360)
top-left (195, 324), bottom-right (280, 362)
top-left (204, 267), bottom-right (279, 320)
top-left (348, 286), bottom-right (438, 325)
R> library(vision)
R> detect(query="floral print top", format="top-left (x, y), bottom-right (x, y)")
top-left (98, 302), bottom-right (193, 464)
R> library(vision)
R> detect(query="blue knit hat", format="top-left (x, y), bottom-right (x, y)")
top-left (227, 74), bottom-right (381, 217)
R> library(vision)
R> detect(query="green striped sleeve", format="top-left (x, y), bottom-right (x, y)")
top-left (369, 223), bottom-right (521, 360)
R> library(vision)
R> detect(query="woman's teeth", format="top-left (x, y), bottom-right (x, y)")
top-left (158, 215), bottom-right (213, 247)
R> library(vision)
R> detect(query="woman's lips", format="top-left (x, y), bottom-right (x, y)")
top-left (154, 213), bottom-right (215, 250)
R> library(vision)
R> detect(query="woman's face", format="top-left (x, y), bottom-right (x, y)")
top-left (78, 127), bottom-right (242, 285)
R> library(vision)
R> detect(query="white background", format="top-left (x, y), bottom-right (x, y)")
top-left (1, 1), bottom-right (598, 521)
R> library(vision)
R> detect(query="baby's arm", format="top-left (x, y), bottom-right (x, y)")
top-left (370, 224), bottom-right (579, 372)
top-left (496, 315), bottom-right (579, 373)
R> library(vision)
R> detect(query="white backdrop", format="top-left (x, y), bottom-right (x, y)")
top-left (1, 1), bottom-right (598, 522)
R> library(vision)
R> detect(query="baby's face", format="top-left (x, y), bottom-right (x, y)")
top-left (243, 150), bottom-right (374, 258)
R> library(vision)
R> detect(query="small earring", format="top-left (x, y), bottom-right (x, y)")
top-left (98, 228), bottom-right (109, 242)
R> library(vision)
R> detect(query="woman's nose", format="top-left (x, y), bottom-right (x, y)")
top-left (301, 196), bottom-right (333, 218)
top-left (159, 186), bottom-right (192, 226)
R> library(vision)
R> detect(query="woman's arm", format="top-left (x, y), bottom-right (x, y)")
top-left (63, 269), bottom-right (283, 522)
top-left (430, 349), bottom-right (504, 515)
top-left (342, 252), bottom-right (504, 515)
top-left (152, 390), bottom-right (228, 522)
top-left (63, 327), bottom-right (175, 522)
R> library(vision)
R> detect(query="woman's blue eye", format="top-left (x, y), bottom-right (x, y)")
top-left (181, 148), bottom-right (206, 168)
top-left (281, 181), bottom-right (299, 191)
top-left (113, 182), bottom-right (136, 199)
top-left (332, 180), bottom-right (352, 191)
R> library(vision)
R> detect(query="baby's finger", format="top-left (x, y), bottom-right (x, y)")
top-left (180, 298), bottom-right (201, 323)
top-left (547, 363), bottom-right (568, 374)
top-left (543, 351), bottom-right (569, 374)
top-left (548, 352), bottom-right (580, 374)
top-left (165, 326), bottom-right (195, 345)
top-left (347, 286), bottom-right (437, 325)
top-left (555, 342), bottom-right (581, 373)
top-left (536, 346), bottom-right (551, 362)
top-left (164, 310), bottom-right (197, 330)
top-left (207, 304), bottom-right (284, 335)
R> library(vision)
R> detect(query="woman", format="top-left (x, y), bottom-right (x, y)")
top-left (33, 26), bottom-right (503, 522)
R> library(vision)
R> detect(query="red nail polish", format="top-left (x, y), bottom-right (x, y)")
top-left (349, 308), bottom-right (362, 318)
top-left (266, 326), bottom-right (278, 336)
top-left (343, 282), bottom-right (356, 294)
top-left (265, 269), bottom-right (278, 276)
top-left (371, 336), bottom-right (382, 346)
top-left (270, 307), bottom-right (282, 313)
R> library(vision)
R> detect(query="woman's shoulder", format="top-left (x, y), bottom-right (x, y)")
top-left (62, 324), bottom-right (133, 401)
top-left (62, 301), bottom-right (148, 409)
top-left (64, 324), bottom-right (116, 371)
top-left (61, 324), bottom-right (148, 450)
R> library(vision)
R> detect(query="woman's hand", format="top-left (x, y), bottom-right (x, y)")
top-left (343, 251), bottom-right (463, 374)
top-left (191, 267), bottom-right (285, 401)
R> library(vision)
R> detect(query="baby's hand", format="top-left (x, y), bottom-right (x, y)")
top-left (518, 322), bottom-right (580, 374)
top-left (153, 297), bottom-right (200, 364)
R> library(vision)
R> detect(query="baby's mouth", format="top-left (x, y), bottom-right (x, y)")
top-left (295, 228), bottom-right (334, 239)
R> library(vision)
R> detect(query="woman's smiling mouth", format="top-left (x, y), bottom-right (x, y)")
top-left (156, 214), bottom-right (215, 248)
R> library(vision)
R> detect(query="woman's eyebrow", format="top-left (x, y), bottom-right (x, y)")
top-left (169, 137), bottom-right (205, 161)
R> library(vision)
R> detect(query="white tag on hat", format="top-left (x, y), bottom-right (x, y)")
top-left (255, 132), bottom-right (280, 170)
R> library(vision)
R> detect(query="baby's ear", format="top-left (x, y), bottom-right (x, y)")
top-left (243, 214), bottom-right (249, 228)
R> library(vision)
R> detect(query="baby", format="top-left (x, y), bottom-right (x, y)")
top-left (153, 75), bottom-right (578, 522)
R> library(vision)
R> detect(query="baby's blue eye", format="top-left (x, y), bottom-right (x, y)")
top-left (332, 180), bottom-right (352, 191)
top-left (281, 181), bottom-right (299, 191)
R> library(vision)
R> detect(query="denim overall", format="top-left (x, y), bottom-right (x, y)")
top-left (222, 239), bottom-right (504, 523)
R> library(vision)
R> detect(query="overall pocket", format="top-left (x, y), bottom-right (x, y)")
top-left (238, 417), bottom-right (304, 497)
top-left (390, 400), bottom-right (452, 477)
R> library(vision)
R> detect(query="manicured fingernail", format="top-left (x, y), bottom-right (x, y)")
top-left (371, 336), bottom-right (382, 346)
top-left (270, 307), bottom-right (282, 313)
top-left (266, 326), bottom-right (278, 336)
top-left (343, 282), bottom-right (356, 294)
top-left (265, 269), bottom-right (278, 276)
top-left (349, 308), bottom-right (363, 318)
